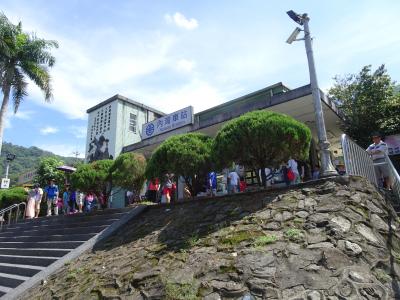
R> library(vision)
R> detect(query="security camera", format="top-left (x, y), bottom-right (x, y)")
top-left (286, 27), bottom-right (302, 44)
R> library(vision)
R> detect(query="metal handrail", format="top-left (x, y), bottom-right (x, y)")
top-left (0, 202), bottom-right (26, 231)
top-left (341, 134), bottom-right (378, 186)
top-left (384, 154), bottom-right (400, 202)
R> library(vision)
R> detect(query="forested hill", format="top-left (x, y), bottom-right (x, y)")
top-left (0, 142), bottom-right (80, 185)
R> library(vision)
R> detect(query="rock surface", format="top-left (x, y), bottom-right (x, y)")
top-left (23, 176), bottom-right (400, 299)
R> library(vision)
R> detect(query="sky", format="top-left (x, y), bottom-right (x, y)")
top-left (2, 0), bottom-right (400, 158)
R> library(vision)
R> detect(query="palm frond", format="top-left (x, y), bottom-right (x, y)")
top-left (12, 67), bottom-right (28, 113)
top-left (20, 61), bottom-right (52, 101)
top-left (20, 34), bottom-right (58, 67)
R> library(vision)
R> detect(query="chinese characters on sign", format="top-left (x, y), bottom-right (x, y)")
top-left (142, 106), bottom-right (194, 139)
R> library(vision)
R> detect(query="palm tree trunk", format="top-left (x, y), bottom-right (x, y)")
top-left (0, 84), bottom-right (11, 155)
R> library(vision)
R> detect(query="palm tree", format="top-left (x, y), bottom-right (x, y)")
top-left (0, 13), bottom-right (58, 154)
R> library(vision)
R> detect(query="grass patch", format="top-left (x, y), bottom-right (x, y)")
top-left (373, 269), bottom-right (391, 284)
top-left (219, 264), bottom-right (237, 274)
top-left (284, 228), bottom-right (304, 242)
top-left (164, 281), bottom-right (199, 300)
top-left (220, 230), bottom-right (262, 246)
top-left (253, 235), bottom-right (277, 247)
top-left (66, 267), bottom-right (87, 282)
top-left (139, 201), bottom-right (156, 206)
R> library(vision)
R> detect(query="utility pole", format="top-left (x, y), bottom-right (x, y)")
top-left (286, 11), bottom-right (338, 177)
top-left (2, 153), bottom-right (15, 189)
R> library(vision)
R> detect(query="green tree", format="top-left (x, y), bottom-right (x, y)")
top-left (146, 133), bottom-right (213, 196)
top-left (71, 159), bottom-right (113, 199)
top-left (111, 152), bottom-right (146, 199)
top-left (213, 110), bottom-right (312, 186)
top-left (328, 64), bottom-right (400, 147)
top-left (35, 156), bottom-right (64, 188)
top-left (0, 13), bottom-right (58, 154)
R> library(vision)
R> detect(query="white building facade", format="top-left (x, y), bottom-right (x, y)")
top-left (85, 94), bottom-right (164, 162)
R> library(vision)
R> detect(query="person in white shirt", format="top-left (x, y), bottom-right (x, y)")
top-left (366, 132), bottom-right (391, 189)
top-left (287, 158), bottom-right (300, 184)
top-left (259, 168), bottom-right (272, 187)
top-left (228, 170), bottom-right (240, 194)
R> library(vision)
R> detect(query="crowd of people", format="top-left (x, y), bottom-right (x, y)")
top-left (25, 179), bottom-right (104, 219)
top-left (23, 132), bottom-right (393, 219)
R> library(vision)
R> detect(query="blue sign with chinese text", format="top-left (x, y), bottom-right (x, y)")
top-left (142, 106), bottom-right (194, 139)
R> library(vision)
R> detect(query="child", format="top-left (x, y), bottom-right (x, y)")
top-left (56, 197), bottom-right (63, 214)
top-left (63, 186), bottom-right (70, 215)
top-left (239, 177), bottom-right (247, 192)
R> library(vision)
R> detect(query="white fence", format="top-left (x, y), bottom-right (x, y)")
top-left (341, 134), bottom-right (378, 186)
top-left (384, 154), bottom-right (400, 201)
top-left (341, 134), bottom-right (400, 202)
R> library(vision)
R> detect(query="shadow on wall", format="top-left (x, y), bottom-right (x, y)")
top-left (93, 190), bottom-right (279, 253)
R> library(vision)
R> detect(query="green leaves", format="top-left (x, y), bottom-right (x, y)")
top-left (213, 110), bottom-right (311, 171)
top-left (35, 157), bottom-right (64, 188)
top-left (146, 133), bottom-right (213, 195)
top-left (328, 64), bottom-right (400, 147)
top-left (111, 152), bottom-right (146, 195)
top-left (71, 159), bottom-right (113, 195)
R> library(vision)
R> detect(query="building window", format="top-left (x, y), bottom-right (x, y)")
top-left (129, 113), bottom-right (137, 133)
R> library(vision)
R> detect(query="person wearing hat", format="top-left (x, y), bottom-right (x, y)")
top-left (366, 132), bottom-right (391, 189)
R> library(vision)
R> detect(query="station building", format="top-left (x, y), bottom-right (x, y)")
top-left (122, 82), bottom-right (344, 161)
top-left (85, 82), bottom-right (347, 207)
top-left (85, 94), bottom-right (165, 162)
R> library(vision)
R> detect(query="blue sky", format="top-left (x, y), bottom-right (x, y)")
top-left (2, 0), bottom-right (400, 157)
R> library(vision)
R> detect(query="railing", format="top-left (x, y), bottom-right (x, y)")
top-left (341, 134), bottom-right (378, 186)
top-left (384, 154), bottom-right (400, 202)
top-left (0, 202), bottom-right (26, 231)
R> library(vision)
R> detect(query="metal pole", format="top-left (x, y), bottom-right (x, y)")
top-left (302, 15), bottom-right (338, 177)
top-left (5, 162), bottom-right (10, 179)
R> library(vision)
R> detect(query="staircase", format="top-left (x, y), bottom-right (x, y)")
top-left (0, 207), bottom-right (143, 299)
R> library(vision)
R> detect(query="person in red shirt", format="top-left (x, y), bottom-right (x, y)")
top-left (239, 177), bottom-right (247, 192)
top-left (148, 178), bottom-right (160, 203)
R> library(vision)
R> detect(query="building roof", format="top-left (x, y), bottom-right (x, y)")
top-left (86, 94), bottom-right (166, 116)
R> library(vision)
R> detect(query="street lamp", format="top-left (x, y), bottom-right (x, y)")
top-left (5, 153), bottom-right (16, 179)
top-left (286, 10), bottom-right (338, 177)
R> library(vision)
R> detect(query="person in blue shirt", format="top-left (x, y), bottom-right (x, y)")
top-left (207, 171), bottom-right (217, 196)
top-left (45, 179), bottom-right (59, 216)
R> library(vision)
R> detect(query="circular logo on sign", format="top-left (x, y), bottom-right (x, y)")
top-left (146, 123), bottom-right (155, 136)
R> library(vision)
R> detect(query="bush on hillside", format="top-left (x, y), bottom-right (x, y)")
top-left (146, 133), bottom-right (213, 196)
top-left (0, 187), bottom-right (27, 209)
top-left (213, 110), bottom-right (312, 186)
top-left (110, 152), bottom-right (146, 199)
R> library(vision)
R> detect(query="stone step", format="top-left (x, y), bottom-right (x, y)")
top-left (0, 255), bottom-right (56, 267)
top-left (0, 286), bottom-right (11, 297)
top-left (0, 248), bottom-right (69, 258)
top-left (8, 212), bottom-right (126, 227)
top-left (0, 241), bottom-right (84, 249)
top-left (5, 219), bottom-right (117, 231)
top-left (0, 226), bottom-right (107, 237)
top-left (0, 263), bottom-right (43, 277)
top-left (0, 233), bottom-right (96, 243)
top-left (0, 273), bottom-right (27, 288)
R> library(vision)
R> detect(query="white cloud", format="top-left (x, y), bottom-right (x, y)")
top-left (4, 118), bottom-right (12, 129)
top-left (37, 143), bottom-right (85, 158)
top-left (25, 32), bottom-right (176, 120)
top-left (175, 59), bottom-right (196, 73)
top-left (165, 12), bottom-right (198, 30)
top-left (40, 126), bottom-right (59, 135)
top-left (137, 79), bottom-right (226, 114)
top-left (69, 126), bottom-right (87, 139)
top-left (14, 110), bottom-right (35, 120)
